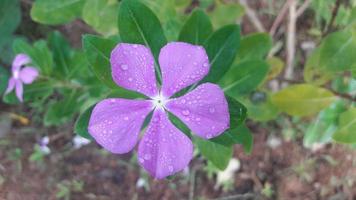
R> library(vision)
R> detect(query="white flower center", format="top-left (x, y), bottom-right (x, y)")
top-left (152, 93), bottom-right (168, 109)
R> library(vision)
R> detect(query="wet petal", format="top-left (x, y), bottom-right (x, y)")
top-left (110, 43), bottom-right (158, 98)
top-left (20, 67), bottom-right (39, 84)
top-left (12, 54), bottom-right (31, 72)
top-left (159, 42), bottom-right (210, 97)
top-left (138, 109), bottom-right (193, 179)
top-left (15, 80), bottom-right (23, 102)
top-left (88, 99), bottom-right (153, 154)
top-left (166, 83), bottom-right (230, 139)
top-left (5, 78), bottom-right (16, 94)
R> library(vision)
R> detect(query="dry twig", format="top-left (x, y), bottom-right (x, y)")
top-left (239, 0), bottom-right (266, 32)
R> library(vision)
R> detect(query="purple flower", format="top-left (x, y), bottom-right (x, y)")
top-left (89, 42), bottom-right (230, 179)
top-left (5, 54), bottom-right (39, 102)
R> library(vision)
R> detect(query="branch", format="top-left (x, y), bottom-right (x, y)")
top-left (296, 0), bottom-right (312, 17)
top-left (269, 0), bottom-right (294, 36)
top-left (323, 0), bottom-right (342, 36)
top-left (239, 0), bottom-right (266, 32)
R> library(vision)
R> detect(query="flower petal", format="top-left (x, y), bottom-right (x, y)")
top-left (5, 78), bottom-right (16, 94)
top-left (12, 54), bottom-right (31, 72)
top-left (20, 67), bottom-right (39, 84)
top-left (110, 43), bottom-right (159, 98)
top-left (159, 42), bottom-right (210, 97)
top-left (166, 83), bottom-right (230, 139)
top-left (15, 80), bottom-right (23, 102)
top-left (138, 109), bottom-right (193, 179)
top-left (88, 98), bottom-right (153, 154)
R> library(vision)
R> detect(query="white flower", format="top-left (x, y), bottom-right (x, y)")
top-left (216, 158), bottom-right (241, 186)
top-left (73, 135), bottom-right (91, 149)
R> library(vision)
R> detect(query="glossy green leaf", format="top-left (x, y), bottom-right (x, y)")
top-left (319, 30), bottom-right (356, 72)
top-left (3, 81), bottom-right (54, 104)
top-left (44, 92), bottom-right (81, 126)
top-left (178, 9), bottom-right (213, 45)
top-left (212, 124), bottom-right (253, 154)
top-left (220, 60), bottom-right (269, 96)
top-left (226, 95), bottom-right (247, 129)
top-left (0, 66), bottom-right (9, 95)
top-left (13, 39), bottom-right (53, 75)
top-left (82, 0), bottom-right (118, 36)
top-left (202, 25), bottom-right (240, 83)
top-left (31, 0), bottom-right (85, 25)
top-left (304, 100), bottom-right (346, 148)
top-left (235, 33), bottom-right (272, 62)
top-left (0, 0), bottom-right (21, 37)
top-left (271, 84), bottom-right (336, 117)
top-left (332, 107), bottom-right (356, 144)
top-left (194, 136), bottom-right (233, 170)
top-left (75, 105), bottom-right (95, 139)
top-left (209, 1), bottom-right (244, 28)
top-left (82, 34), bottom-right (117, 88)
top-left (118, 0), bottom-right (167, 59)
top-left (48, 31), bottom-right (71, 76)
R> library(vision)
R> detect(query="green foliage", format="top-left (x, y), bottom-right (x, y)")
top-left (0, 66), bottom-right (9, 95)
top-left (235, 33), bottom-right (272, 62)
top-left (118, 0), bottom-right (167, 60)
top-left (3, 82), bottom-right (54, 104)
top-left (209, 1), bottom-right (244, 29)
top-left (31, 0), bottom-right (85, 25)
top-left (202, 25), bottom-right (240, 83)
top-left (178, 9), bottom-right (213, 45)
top-left (220, 60), bottom-right (270, 96)
top-left (75, 105), bottom-right (95, 139)
top-left (226, 96), bottom-right (247, 129)
top-left (271, 84), bottom-right (336, 117)
top-left (82, 0), bottom-right (119, 36)
top-left (332, 107), bottom-right (356, 144)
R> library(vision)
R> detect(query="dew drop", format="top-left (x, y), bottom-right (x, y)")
top-left (144, 154), bottom-right (151, 160)
top-left (181, 99), bottom-right (186, 104)
top-left (124, 116), bottom-right (129, 121)
top-left (196, 117), bottom-right (201, 121)
top-left (121, 64), bottom-right (128, 70)
top-left (133, 44), bottom-right (138, 48)
top-left (182, 109), bottom-right (190, 116)
top-left (168, 165), bottom-right (174, 172)
top-left (128, 77), bottom-right (133, 82)
top-left (207, 134), bottom-right (213, 139)
top-left (203, 63), bottom-right (209, 67)
top-left (209, 108), bottom-right (215, 113)
top-left (139, 158), bottom-right (144, 163)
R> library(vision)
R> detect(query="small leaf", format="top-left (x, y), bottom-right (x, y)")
top-left (332, 107), bottom-right (356, 144)
top-left (220, 59), bottom-right (269, 96)
top-left (202, 25), bottom-right (240, 83)
top-left (226, 95), bottom-right (247, 129)
top-left (266, 56), bottom-right (284, 80)
top-left (82, 34), bottom-right (117, 88)
top-left (194, 136), bottom-right (233, 170)
top-left (30, 0), bottom-right (85, 25)
top-left (118, 0), bottom-right (167, 60)
top-left (82, 0), bottom-right (118, 36)
top-left (0, 66), bottom-right (9, 95)
top-left (235, 33), bottom-right (272, 62)
top-left (75, 105), bottom-right (94, 139)
top-left (271, 84), bottom-right (336, 116)
top-left (209, 1), bottom-right (244, 28)
top-left (304, 47), bottom-right (334, 85)
top-left (212, 124), bottom-right (253, 154)
top-left (178, 9), bottom-right (213, 45)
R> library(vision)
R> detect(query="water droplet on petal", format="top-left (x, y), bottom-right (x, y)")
top-left (128, 77), bottom-right (133, 82)
top-left (203, 63), bottom-right (209, 67)
top-left (139, 158), bottom-right (144, 163)
top-left (207, 134), bottom-right (213, 139)
top-left (196, 117), bottom-right (201, 121)
top-left (133, 44), bottom-right (138, 48)
top-left (168, 165), bottom-right (174, 172)
top-left (124, 116), bottom-right (129, 121)
top-left (121, 64), bottom-right (128, 70)
top-left (144, 154), bottom-right (151, 160)
top-left (209, 108), bottom-right (215, 113)
top-left (182, 109), bottom-right (190, 116)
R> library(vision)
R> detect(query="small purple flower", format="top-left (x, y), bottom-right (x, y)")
top-left (89, 42), bottom-right (230, 179)
top-left (5, 54), bottom-right (39, 102)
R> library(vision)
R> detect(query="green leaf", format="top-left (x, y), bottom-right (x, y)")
top-left (0, 66), bottom-right (9, 95)
top-left (212, 124), bottom-right (253, 154)
top-left (44, 92), bottom-right (81, 126)
top-left (220, 60), bottom-right (269, 96)
top-left (304, 100), bottom-right (346, 148)
top-left (118, 0), bottom-right (167, 59)
top-left (209, 1), bottom-right (244, 28)
top-left (194, 136), bottom-right (233, 170)
top-left (235, 33), bottom-right (272, 62)
top-left (266, 56), bottom-right (284, 80)
top-left (226, 95), bottom-right (247, 129)
top-left (30, 0), bottom-right (85, 25)
top-left (82, 34), bottom-right (117, 88)
top-left (13, 39), bottom-right (53, 75)
top-left (75, 105), bottom-right (94, 139)
top-left (319, 30), bottom-right (356, 72)
top-left (178, 9), bottom-right (213, 45)
top-left (3, 81), bottom-right (54, 104)
top-left (48, 31), bottom-right (71, 76)
top-left (107, 87), bottom-right (146, 99)
top-left (82, 0), bottom-right (118, 36)
top-left (271, 84), bottom-right (336, 117)
top-left (332, 107), bottom-right (356, 144)
top-left (202, 25), bottom-right (240, 83)
top-left (0, 0), bottom-right (21, 36)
